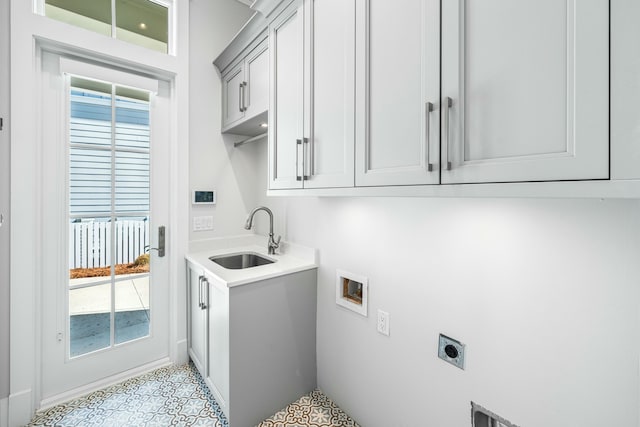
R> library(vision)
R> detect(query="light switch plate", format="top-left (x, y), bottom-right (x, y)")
top-left (193, 216), bottom-right (214, 231)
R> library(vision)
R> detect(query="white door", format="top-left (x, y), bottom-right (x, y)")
top-left (440, 0), bottom-right (609, 184)
top-left (269, 1), bottom-right (305, 190)
top-left (303, 0), bottom-right (356, 189)
top-left (40, 52), bottom-right (171, 400)
top-left (355, 0), bottom-right (441, 187)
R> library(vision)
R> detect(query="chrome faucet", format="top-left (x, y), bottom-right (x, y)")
top-left (245, 206), bottom-right (281, 255)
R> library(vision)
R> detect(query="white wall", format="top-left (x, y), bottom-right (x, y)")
top-left (290, 196), bottom-right (640, 427)
top-left (0, 0), bottom-right (10, 403)
top-left (250, 144), bottom-right (640, 427)
top-left (189, 0), bottom-right (261, 243)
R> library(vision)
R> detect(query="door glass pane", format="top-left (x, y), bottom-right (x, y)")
top-left (45, 0), bottom-right (112, 36)
top-left (115, 277), bottom-right (150, 344)
top-left (115, 0), bottom-right (169, 53)
top-left (68, 77), bottom-right (152, 358)
top-left (69, 282), bottom-right (111, 357)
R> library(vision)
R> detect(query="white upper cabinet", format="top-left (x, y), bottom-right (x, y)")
top-left (269, 2), bottom-right (305, 189)
top-left (269, 0), bottom-right (356, 190)
top-left (355, 0), bottom-right (441, 187)
top-left (221, 39), bottom-right (269, 135)
top-left (303, 0), bottom-right (355, 189)
top-left (440, 0), bottom-right (609, 184)
top-left (222, 63), bottom-right (246, 129)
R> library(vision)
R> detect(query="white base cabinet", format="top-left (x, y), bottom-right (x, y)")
top-left (187, 261), bottom-right (317, 427)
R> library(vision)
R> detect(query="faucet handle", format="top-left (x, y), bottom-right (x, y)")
top-left (275, 235), bottom-right (281, 246)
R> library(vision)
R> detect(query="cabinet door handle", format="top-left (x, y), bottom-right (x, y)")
top-left (197, 275), bottom-right (203, 309)
top-left (239, 83), bottom-right (244, 113)
top-left (425, 102), bottom-right (434, 172)
top-left (201, 277), bottom-right (209, 310)
top-left (303, 137), bottom-right (310, 180)
top-left (296, 139), bottom-right (302, 181)
top-left (242, 81), bottom-right (248, 112)
top-left (444, 97), bottom-right (453, 171)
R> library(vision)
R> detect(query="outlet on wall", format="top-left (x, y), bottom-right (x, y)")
top-left (377, 309), bottom-right (390, 336)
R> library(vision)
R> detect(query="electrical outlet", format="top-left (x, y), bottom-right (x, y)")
top-left (438, 334), bottom-right (465, 370)
top-left (377, 309), bottom-right (390, 336)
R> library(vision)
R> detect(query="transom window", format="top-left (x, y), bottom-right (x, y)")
top-left (36, 0), bottom-right (171, 54)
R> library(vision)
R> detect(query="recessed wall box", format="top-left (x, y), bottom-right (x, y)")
top-left (471, 402), bottom-right (519, 427)
top-left (336, 270), bottom-right (368, 317)
top-left (192, 190), bottom-right (216, 205)
top-left (438, 334), bottom-right (465, 370)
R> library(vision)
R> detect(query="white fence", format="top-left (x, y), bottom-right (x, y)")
top-left (69, 219), bottom-right (149, 269)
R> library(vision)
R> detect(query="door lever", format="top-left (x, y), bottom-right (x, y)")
top-left (146, 225), bottom-right (165, 257)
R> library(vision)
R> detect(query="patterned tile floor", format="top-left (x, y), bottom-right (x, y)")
top-left (28, 362), bottom-right (359, 427)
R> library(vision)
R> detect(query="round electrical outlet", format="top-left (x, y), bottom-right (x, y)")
top-left (444, 344), bottom-right (459, 359)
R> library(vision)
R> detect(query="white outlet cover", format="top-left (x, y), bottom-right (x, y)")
top-left (377, 309), bottom-right (390, 336)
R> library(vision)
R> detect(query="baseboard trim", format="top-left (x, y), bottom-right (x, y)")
top-left (8, 389), bottom-right (32, 427)
top-left (175, 339), bottom-right (189, 365)
top-left (39, 357), bottom-right (172, 410)
top-left (0, 397), bottom-right (8, 427)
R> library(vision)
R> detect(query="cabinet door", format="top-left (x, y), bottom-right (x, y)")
top-left (187, 265), bottom-right (207, 377)
top-left (269, 1), bottom-right (305, 189)
top-left (222, 63), bottom-right (245, 129)
top-left (355, 0), bottom-right (441, 187)
top-left (441, 0), bottom-right (609, 184)
top-left (244, 43), bottom-right (269, 120)
top-left (206, 276), bottom-right (229, 412)
top-left (303, 0), bottom-right (356, 189)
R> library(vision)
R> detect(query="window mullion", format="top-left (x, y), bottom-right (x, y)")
top-left (111, 0), bottom-right (117, 40)
top-left (110, 84), bottom-right (116, 349)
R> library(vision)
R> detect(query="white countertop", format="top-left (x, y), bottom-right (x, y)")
top-left (185, 235), bottom-right (317, 287)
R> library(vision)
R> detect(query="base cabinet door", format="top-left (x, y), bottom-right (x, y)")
top-left (205, 276), bottom-right (230, 416)
top-left (440, 0), bottom-right (609, 184)
top-left (187, 263), bottom-right (208, 377)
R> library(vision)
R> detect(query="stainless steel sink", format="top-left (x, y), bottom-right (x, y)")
top-left (209, 252), bottom-right (275, 269)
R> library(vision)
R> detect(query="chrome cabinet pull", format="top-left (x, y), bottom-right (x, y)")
top-left (444, 97), bottom-right (453, 171)
top-left (242, 82), bottom-right (248, 112)
top-left (425, 102), bottom-right (434, 172)
top-left (296, 139), bottom-right (302, 181)
top-left (239, 82), bottom-right (244, 113)
top-left (201, 277), bottom-right (209, 310)
top-left (303, 137), bottom-right (310, 180)
top-left (197, 275), bottom-right (203, 309)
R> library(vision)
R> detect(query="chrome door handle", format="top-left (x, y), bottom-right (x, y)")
top-left (0, 214), bottom-right (3, 228)
top-left (444, 97), bottom-right (453, 171)
top-left (201, 277), bottom-right (209, 310)
top-left (146, 226), bottom-right (165, 257)
top-left (239, 83), bottom-right (244, 113)
top-left (425, 102), bottom-right (434, 172)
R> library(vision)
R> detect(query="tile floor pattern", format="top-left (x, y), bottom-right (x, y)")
top-left (28, 363), bottom-right (359, 427)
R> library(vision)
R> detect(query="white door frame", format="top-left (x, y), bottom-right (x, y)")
top-left (9, 0), bottom-right (190, 420)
